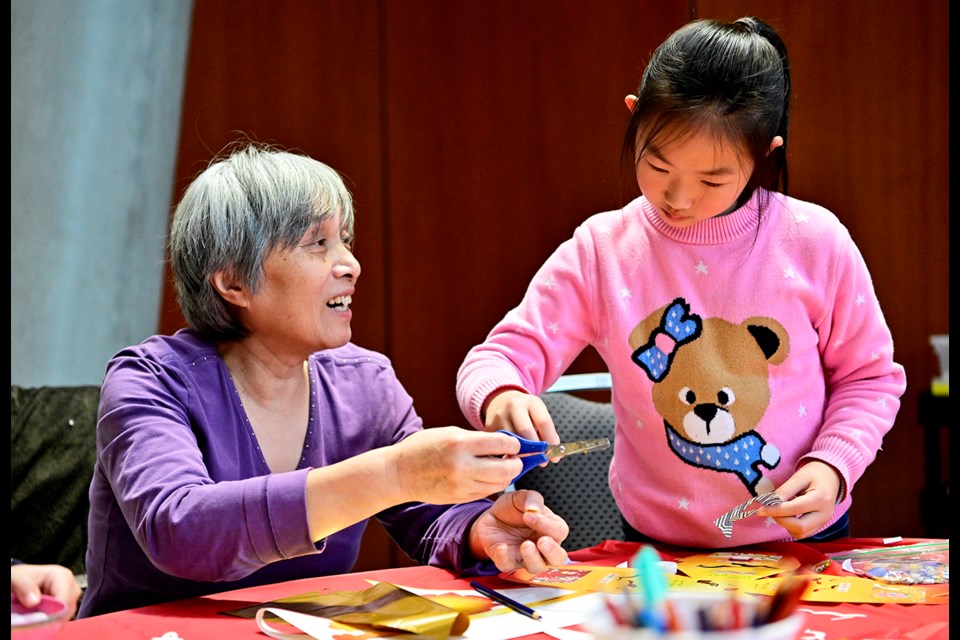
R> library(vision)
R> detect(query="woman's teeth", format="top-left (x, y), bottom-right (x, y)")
top-left (327, 295), bottom-right (352, 309)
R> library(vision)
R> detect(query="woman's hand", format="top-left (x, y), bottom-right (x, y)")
top-left (755, 460), bottom-right (843, 539)
top-left (307, 428), bottom-right (547, 542)
top-left (482, 390), bottom-right (559, 444)
top-left (469, 489), bottom-right (569, 574)
top-left (11, 563), bottom-right (83, 620)
top-left (389, 427), bottom-right (525, 505)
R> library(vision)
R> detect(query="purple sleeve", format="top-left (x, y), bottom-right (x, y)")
top-left (98, 350), bottom-right (319, 582)
top-left (369, 359), bottom-right (497, 573)
top-left (378, 500), bottom-right (498, 574)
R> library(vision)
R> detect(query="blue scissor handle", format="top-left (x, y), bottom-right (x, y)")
top-left (497, 430), bottom-right (549, 483)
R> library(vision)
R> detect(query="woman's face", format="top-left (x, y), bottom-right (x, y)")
top-left (635, 129), bottom-right (753, 228)
top-left (245, 211), bottom-right (360, 353)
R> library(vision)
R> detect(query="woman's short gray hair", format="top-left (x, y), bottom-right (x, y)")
top-left (169, 142), bottom-right (355, 341)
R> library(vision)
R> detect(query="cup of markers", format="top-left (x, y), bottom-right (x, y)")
top-left (586, 545), bottom-right (806, 639)
top-left (586, 590), bottom-right (804, 640)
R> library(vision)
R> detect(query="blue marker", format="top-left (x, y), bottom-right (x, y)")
top-left (633, 545), bottom-right (668, 631)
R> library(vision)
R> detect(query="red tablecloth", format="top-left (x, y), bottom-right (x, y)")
top-left (58, 538), bottom-right (948, 640)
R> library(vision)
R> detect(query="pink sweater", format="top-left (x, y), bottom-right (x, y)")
top-left (457, 190), bottom-right (906, 548)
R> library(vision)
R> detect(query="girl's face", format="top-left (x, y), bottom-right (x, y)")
top-left (635, 129), bottom-right (753, 228)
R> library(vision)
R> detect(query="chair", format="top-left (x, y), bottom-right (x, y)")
top-left (512, 374), bottom-right (623, 551)
top-left (10, 385), bottom-right (101, 583)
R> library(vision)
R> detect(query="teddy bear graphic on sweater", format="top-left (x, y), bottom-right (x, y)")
top-left (628, 297), bottom-right (789, 496)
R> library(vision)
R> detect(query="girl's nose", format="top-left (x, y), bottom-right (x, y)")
top-left (664, 182), bottom-right (693, 211)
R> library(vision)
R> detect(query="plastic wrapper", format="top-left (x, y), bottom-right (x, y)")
top-left (826, 541), bottom-right (949, 585)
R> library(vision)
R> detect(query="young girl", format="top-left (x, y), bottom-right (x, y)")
top-left (456, 17), bottom-right (906, 548)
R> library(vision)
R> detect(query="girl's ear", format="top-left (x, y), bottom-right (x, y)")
top-left (624, 94), bottom-right (637, 112)
top-left (211, 271), bottom-right (250, 308)
top-left (769, 135), bottom-right (784, 153)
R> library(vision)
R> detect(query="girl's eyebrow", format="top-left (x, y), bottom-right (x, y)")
top-left (647, 146), bottom-right (735, 176)
top-left (698, 166), bottom-right (734, 177)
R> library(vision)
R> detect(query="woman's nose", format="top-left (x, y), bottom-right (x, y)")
top-left (337, 247), bottom-right (361, 279)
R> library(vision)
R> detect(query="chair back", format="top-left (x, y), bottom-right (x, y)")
top-left (11, 385), bottom-right (100, 578)
top-left (512, 378), bottom-right (623, 551)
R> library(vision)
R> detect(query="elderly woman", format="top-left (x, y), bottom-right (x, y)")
top-left (78, 142), bottom-right (569, 618)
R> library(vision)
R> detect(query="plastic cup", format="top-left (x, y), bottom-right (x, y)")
top-left (11, 594), bottom-right (70, 639)
top-left (587, 591), bottom-right (805, 640)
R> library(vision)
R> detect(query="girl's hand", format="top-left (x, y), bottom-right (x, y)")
top-left (469, 489), bottom-right (570, 574)
top-left (755, 460), bottom-right (843, 539)
top-left (482, 390), bottom-right (559, 444)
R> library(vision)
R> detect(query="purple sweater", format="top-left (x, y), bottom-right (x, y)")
top-left (79, 331), bottom-right (493, 618)
top-left (458, 190), bottom-right (906, 548)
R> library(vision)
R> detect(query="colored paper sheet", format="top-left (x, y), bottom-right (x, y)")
top-left (677, 551), bottom-right (800, 581)
top-left (714, 491), bottom-right (783, 538)
top-left (224, 582), bottom-right (469, 640)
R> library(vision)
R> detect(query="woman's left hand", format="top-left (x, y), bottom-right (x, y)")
top-left (468, 489), bottom-right (569, 574)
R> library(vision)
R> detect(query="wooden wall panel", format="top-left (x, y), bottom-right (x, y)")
top-left (380, 0), bottom-right (687, 427)
top-left (693, 0), bottom-right (949, 538)
top-left (162, 0), bottom-right (388, 356)
top-left (165, 0), bottom-right (947, 570)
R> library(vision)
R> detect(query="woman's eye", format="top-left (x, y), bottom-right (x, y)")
top-left (702, 181), bottom-right (723, 188)
top-left (647, 162), bottom-right (668, 173)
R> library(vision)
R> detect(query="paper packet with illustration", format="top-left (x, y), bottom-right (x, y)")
top-left (827, 541), bottom-right (949, 585)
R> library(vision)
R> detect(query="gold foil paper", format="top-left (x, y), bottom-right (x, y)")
top-left (224, 581), bottom-right (470, 639)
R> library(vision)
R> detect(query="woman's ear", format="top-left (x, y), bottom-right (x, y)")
top-left (211, 271), bottom-right (250, 307)
top-left (624, 94), bottom-right (637, 112)
top-left (769, 135), bottom-right (784, 153)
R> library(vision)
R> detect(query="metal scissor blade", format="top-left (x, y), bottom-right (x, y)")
top-left (543, 437), bottom-right (611, 459)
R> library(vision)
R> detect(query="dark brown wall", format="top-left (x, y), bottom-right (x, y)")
top-left (161, 0), bottom-right (949, 569)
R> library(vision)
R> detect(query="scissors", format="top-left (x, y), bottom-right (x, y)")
top-left (497, 430), bottom-right (611, 483)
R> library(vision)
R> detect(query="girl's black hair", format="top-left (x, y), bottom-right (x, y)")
top-left (622, 17), bottom-right (790, 214)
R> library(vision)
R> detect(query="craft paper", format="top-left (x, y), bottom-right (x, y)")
top-left (748, 574), bottom-right (932, 604)
top-left (502, 565), bottom-right (645, 594)
top-left (225, 582), bottom-right (469, 640)
top-left (256, 607), bottom-right (366, 640)
top-left (502, 558), bottom-right (787, 596)
top-left (374, 582), bottom-right (599, 640)
top-left (714, 491), bottom-right (782, 538)
top-left (677, 552), bottom-right (800, 581)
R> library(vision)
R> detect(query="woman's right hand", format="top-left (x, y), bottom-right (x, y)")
top-left (482, 389), bottom-right (559, 444)
top-left (389, 427), bottom-right (525, 504)
top-left (307, 427), bottom-right (534, 541)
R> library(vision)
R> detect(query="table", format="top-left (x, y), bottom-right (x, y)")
top-left (58, 538), bottom-right (948, 640)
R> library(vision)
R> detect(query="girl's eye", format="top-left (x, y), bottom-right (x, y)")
top-left (647, 162), bottom-right (668, 173)
top-left (702, 181), bottom-right (723, 188)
